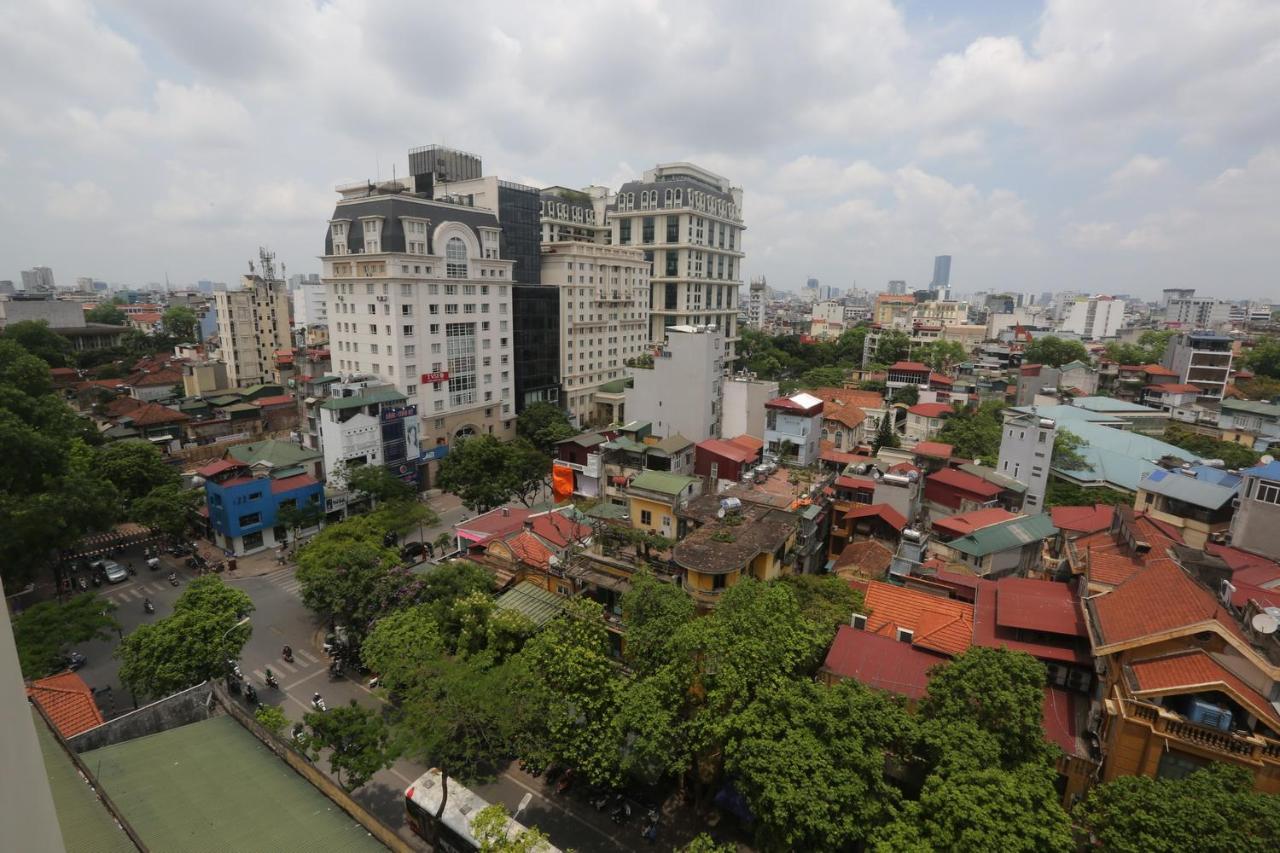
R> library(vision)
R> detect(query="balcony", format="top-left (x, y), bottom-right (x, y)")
top-left (681, 575), bottom-right (727, 607)
top-left (1115, 695), bottom-right (1280, 766)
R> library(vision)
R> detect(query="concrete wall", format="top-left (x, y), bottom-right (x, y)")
top-left (1230, 477), bottom-right (1280, 559)
top-left (0, 297), bottom-right (85, 329)
top-left (722, 376), bottom-right (777, 439)
top-left (69, 682), bottom-right (215, 754)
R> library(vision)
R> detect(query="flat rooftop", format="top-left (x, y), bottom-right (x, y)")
top-left (79, 715), bottom-right (385, 852)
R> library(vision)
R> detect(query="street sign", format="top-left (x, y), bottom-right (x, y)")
top-left (420, 371), bottom-right (449, 383)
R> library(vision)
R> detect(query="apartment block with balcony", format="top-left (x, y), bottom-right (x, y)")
top-left (624, 324), bottom-right (724, 441)
top-left (763, 392), bottom-right (824, 465)
top-left (606, 163), bottom-right (745, 363)
top-left (1162, 332), bottom-right (1234, 401)
top-left (214, 267), bottom-right (291, 388)
top-left (1134, 466), bottom-right (1240, 549)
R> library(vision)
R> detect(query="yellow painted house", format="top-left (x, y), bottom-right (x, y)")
top-left (625, 470), bottom-right (701, 541)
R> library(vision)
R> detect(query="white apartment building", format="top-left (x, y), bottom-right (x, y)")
top-left (1166, 296), bottom-right (1231, 330)
top-left (808, 301), bottom-right (846, 339)
top-left (1057, 295), bottom-right (1125, 340)
top-left (316, 377), bottom-right (411, 487)
top-left (913, 300), bottom-right (970, 328)
top-left (540, 186), bottom-right (611, 244)
top-left (624, 325), bottom-right (725, 441)
top-left (764, 392), bottom-right (824, 466)
top-left (747, 276), bottom-right (767, 329)
top-left (540, 242), bottom-right (650, 427)
top-left (214, 270), bottom-right (291, 387)
top-left (997, 410), bottom-right (1057, 514)
top-left (606, 163), bottom-right (745, 363)
top-left (322, 182), bottom-right (518, 470)
top-left (722, 373), bottom-right (779, 439)
top-left (292, 280), bottom-right (328, 330)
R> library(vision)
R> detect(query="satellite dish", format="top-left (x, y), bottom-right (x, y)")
top-left (717, 508), bottom-right (725, 519)
top-left (1252, 612), bottom-right (1280, 635)
top-left (1262, 454), bottom-right (1276, 465)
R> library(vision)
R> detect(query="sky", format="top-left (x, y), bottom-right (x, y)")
top-left (2, 0), bottom-right (1279, 299)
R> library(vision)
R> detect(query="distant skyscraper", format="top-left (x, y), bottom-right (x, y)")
top-left (888, 280), bottom-right (906, 295)
top-left (20, 266), bottom-right (54, 292)
top-left (930, 255), bottom-right (951, 291)
top-left (806, 277), bottom-right (819, 292)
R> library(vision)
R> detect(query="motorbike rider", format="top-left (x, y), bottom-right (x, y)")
top-left (264, 667), bottom-right (278, 688)
top-left (282, 644), bottom-right (294, 662)
top-left (143, 597), bottom-right (154, 613)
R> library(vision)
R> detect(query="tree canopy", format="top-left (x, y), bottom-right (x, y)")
top-left (937, 400), bottom-right (1003, 464)
top-left (1243, 335), bottom-right (1280, 379)
top-left (436, 435), bottom-right (550, 511)
top-left (130, 483), bottom-right (202, 539)
top-left (1163, 423), bottom-right (1261, 469)
top-left (85, 303), bottom-right (128, 325)
top-left (95, 440), bottom-right (181, 505)
top-left (299, 699), bottom-right (398, 790)
top-left (12, 594), bottom-right (119, 677)
top-left (1103, 330), bottom-right (1175, 366)
top-left (0, 320), bottom-right (73, 367)
top-left (161, 305), bottom-right (198, 340)
top-left (1044, 478), bottom-right (1132, 509)
top-left (516, 401), bottom-right (577, 453)
top-left (1022, 336), bottom-right (1089, 368)
top-left (343, 462), bottom-right (416, 504)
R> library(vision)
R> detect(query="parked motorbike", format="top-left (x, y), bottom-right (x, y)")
top-left (168, 572), bottom-right (180, 586)
top-left (265, 669), bottom-right (279, 689)
top-left (227, 659), bottom-right (243, 680)
top-left (556, 769), bottom-right (574, 795)
top-left (311, 693), bottom-right (326, 712)
top-left (143, 598), bottom-right (155, 614)
top-left (590, 790), bottom-right (611, 811)
top-left (226, 675), bottom-right (241, 695)
top-left (244, 683), bottom-right (258, 705)
top-left (609, 796), bottom-right (632, 825)
top-left (127, 562), bottom-right (137, 576)
top-left (327, 661), bottom-right (344, 680)
top-left (641, 809), bottom-right (659, 843)
top-left (91, 573), bottom-right (102, 587)
top-left (76, 576), bottom-right (88, 592)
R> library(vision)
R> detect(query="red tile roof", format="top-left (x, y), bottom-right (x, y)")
top-left (456, 507), bottom-right (536, 543)
top-left (529, 512), bottom-right (591, 548)
top-left (1145, 383), bottom-right (1202, 394)
top-left (1127, 649), bottom-right (1280, 731)
top-left (269, 474), bottom-right (320, 494)
top-left (927, 467), bottom-right (1003, 498)
top-left (839, 503), bottom-right (908, 532)
top-left (764, 393), bottom-right (824, 414)
top-left (818, 443), bottom-right (868, 466)
top-left (907, 402), bottom-right (953, 418)
top-left (697, 438), bottom-right (759, 464)
top-left (124, 366), bottom-right (183, 387)
top-left (1206, 543), bottom-right (1277, 572)
top-left (834, 475), bottom-right (877, 492)
top-left (123, 401), bottom-right (191, 426)
top-left (196, 458), bottom-right (246, 478)
top-left (506, 530), bottom-right (554, 570)
top-left (912, 440), bottom-right (954, 459)
top-left (833, 539), bottom-right (895, 578)
top-left (888, 361), bottom-right (929, 372)
top-left (252, 394), bottom-right (296, 408)
top-left (1088, 560), bottom-right (1247, 651)
top-left (972, 579), bottom-right (1090, 664)
top-left (1051, 504), bottom-right (1114, 534)
top-left (821, 625), bottom-right (946, 699)
top-left (932, 507), bottom-right (1018, 538)
top-left (862, 580), bottom-right (975, 657)
top-left (27, 672), bottom-right (104, 738)
top-left (928, 373), bottom-right (954, 385)
top-left (1141, 363), bottom-right (1179, 377)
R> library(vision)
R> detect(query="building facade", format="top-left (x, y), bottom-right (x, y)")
top-left (747, 276), bottom-right (767, 329)
top-left (292, 280), bottom-right (328, 331)
top-left (624, 325), bottom-right (724, 441)
top-left (763, 392), bottom-right (824, 465)
top-left (322, 182), bottom-right (518, 472)
top-left (1162, 332), bottom-right (1234, 401)
top-left (1166, 296), bottom-right (1231, 329)
top-left (540, 242), bottom-right (649, 426)
top-left (214, 267), bottom-right (291, 388)
top-left (606, 163), bottom-right (745, 363)
top-left (1058, 295), bottom-right (1125, 340)
top-left (997, 410), bottom-right (1057, 513)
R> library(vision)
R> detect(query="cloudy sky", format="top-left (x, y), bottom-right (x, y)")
top-left (3, 0), bottom-right (1279, 298)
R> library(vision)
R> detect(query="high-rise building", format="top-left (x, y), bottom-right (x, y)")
top-left (930, 255), bottom-right (951, 291)
top-left (322, 178), bottom-right (517, 474)
top-left (538, 242), bottom-right (648, 426)
top-left (20, 266), bottom-right (54, 292)
top-left (747, 276), bottom-right (767, 329)
top-left (606, 162), bottom-right (745, 364)
top-left (1161, 332), bottom-right (1234, 401)
top-left (1161, 287), bottom-right (1196, 307)
top-left (1056, 295), bottom-right (1125, 340)
top-left (887, 280), bottom-right (907, 295)
top-left (214, 250), bottom-right (292, 387)
top-left (625, 324), bottom-right (725, 441)
top-left (1166, 296), bottom-right (1231, 330)
top-left (292, 280), bottom-right (328, 329)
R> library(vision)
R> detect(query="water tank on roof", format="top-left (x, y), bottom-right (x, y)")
top-left (720, 497), bottom-right (742, 513)
top-left (881, 473), bottom-right (911, 486)
top-left (855, 464), bottom-right (869, 475)
top-left (902, 528), bottom-right (922, 543)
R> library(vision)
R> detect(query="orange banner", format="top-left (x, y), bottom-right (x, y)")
top-left (551, 464), bottom-right (575, 502)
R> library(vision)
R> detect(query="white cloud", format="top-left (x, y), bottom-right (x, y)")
top-left (1107, 154), bottom-right (1168, 187)
top-left (45, 180), bottom-right (113, 221)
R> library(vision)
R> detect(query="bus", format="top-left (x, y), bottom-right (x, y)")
top-left (404, 769), bottom-right (561, 853)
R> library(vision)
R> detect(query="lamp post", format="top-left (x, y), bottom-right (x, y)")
top-left (221, 616), bottom-right (251, 677)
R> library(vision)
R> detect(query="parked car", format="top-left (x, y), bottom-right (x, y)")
top-left (101, 560), bottom-right (128, 584)
top-left (64, 651), bottom-right (87, 671)
top-left (400, 541), bottom-right (426, 563)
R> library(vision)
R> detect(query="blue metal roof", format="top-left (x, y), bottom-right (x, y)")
top-left (1243, 460), bottom-right (1280, 480)
top-left (1139, 468), bottom-right (1239, 509)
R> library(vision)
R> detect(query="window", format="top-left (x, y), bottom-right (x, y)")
top-left (852, 613), bottom-right (867, 630)
top-left (1257, 480), bottom-right (1280, 505)
top-left (403, 325), bottom-right (414, 336)
top-left (404, 344), bottom-right (416, 356)
top-left (406, 384), bottom-right (416, 395)
top-left (446, 237), bottom-right (468, 278)
top-left (401, 304), bottom-right (413, 315)
top-left (238, 512), bottom-right (261, 527)
top-left (640, 510), bottom-right (652, 525)
top-left (896, 628), bottom-right (914, 643)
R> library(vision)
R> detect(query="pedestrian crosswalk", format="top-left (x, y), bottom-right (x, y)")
top-left (101, 579), bottom-right (173, 603)
top-left (251, 647), bottom-right (320, 682)
top-left (257, 566), bottom-right (303, 596)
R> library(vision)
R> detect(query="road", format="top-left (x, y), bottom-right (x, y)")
top-left (77, 495), bottom-right (672, 852)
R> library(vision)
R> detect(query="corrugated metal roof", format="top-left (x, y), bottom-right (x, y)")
top-left (629, 470), bottom-right (698, 496)
top-left (944, 513), bottom-right (1058, 557)
top-left (957, 462), bottom-right (1028, 493)
top-left (495, 581), bottom-right (567, 628)
top-left (318, 386), bottom-right (406, 410)
top-left (1139, 468), bottom-right (1239, 509)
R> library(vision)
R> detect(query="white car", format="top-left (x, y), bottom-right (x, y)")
top-left (101, 560), bottom-right (128, 584)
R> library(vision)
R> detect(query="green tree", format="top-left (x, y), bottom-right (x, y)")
top-left (680, 835), bottom-right (735, 853)
top-left (343, 462), bottom-right (415, 504)
top-left (299, 700), bottom-right (398, 791)
top-left (1244, 336), bottom-right (1280, 379)
top-left (799, 365), bottom-right (849, 389)
top-left (275, 499), bottom-right (324, 544)
top-left (414, 561), bottom-right (498, 645)
top-left (437, 435), bottom-right (551, 511)
top-left (12, 595), bottom-right (119, 677)
top-left (726, 678), bottom-right (908, 852)
top-left (870, 763), bottom-right (1072, 853)
top-left (1051, 429), bottom-right (1089, 471)
top-left (1073, 763), bottom-right (1280, 853)
top-left (361, 604), bottom-right (445, 693)
top-left (921, 339), bottom-right (967, 371)
top-left (161, 305), bottom-right (198, 340)
top-left (85, 303), bottom-right (128, 325)
top-left (295, 540), bottom-right (402, 641)
top-left (890, 384), bottom-right (919, 406)
top-left (1043, 479), bottom-right (1132, 509)
top-left (621, 571), bottom-right (695, 676)
top-left (871, 410), bottom-right (900, 453)
top-left (938, 400), bottom-right (1003, 464)
top-left (130, 483), bottom-right (202, 539)
top-left (95, 440), bottom-right (180, 505)
top-left (919, 647), bottom-right (1054, 769)
top-left (874, 329), bottom-right (911, 365)
top-left (1022, 336), bottom-right (1089, 368)
top-left (0, 320), bottom-right (73, 367)
top-left (470, 803), bottom-right (551, 853)
top-left (117, 578), bottom-right (254, 698)
top-left (1163, 423), bottom-right (1261, 469)
top-left (516, 401), bottom-right (577, 454)
top-left (778, 574), bottom-right (862, 637)
top-left (254, 704), bottom-right (289, 736)
top-left (1237, 375), bottom-right (1280, 401)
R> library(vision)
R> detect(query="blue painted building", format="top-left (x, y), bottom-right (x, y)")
top-left (197, 457), bottom-right (323, 555)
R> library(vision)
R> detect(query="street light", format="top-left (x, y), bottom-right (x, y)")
top-left (222, 616), bottom-right (251, 640)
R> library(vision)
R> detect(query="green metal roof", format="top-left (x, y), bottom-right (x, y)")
top-left (650, 433), bottom-right (693, 454)
top-left (629, 470), bottom-right (698, 497)
top-left (957, 462), bottom-right (1028, 494)
top-left (312, 375), bottom-right (340, 384)
top-left (229, 438), bottom-right (322, 468)
top-left (222, 402), bottom-right (260, 414)
top-left (495, 580), bottom-right (567, 628)
top-left (601, 437), bottom-right (648, 453)
top-left (597, 378), bottom-right (631, 394)
top-left (78, 716), bottom-right (384, 852)
top-left (1221, 398), bottom-right (1280, 418)
top-left (33, 708), bottom-right (138, 853)
top-left (206, 395), bottom-right (242, 406)
top-left (584, 502), bottom-right (630, 520)
top-left (944, 513), bottom-right (1058, 557)
top-left (239, 384), bottom-right (286, 400)
top-left (318, 386), bottom-right (407, 410)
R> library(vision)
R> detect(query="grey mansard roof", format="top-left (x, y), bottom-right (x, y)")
top-left (324, 194), bottom-right (502, 256)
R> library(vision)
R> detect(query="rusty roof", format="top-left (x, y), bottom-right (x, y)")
top-left (27, 672), bottom-right (104, 739)
top-left (862, 580), bottom-right (975, 657)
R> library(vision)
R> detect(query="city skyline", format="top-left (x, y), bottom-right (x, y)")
top-left (2, 1), bottom-right (1279, 298)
